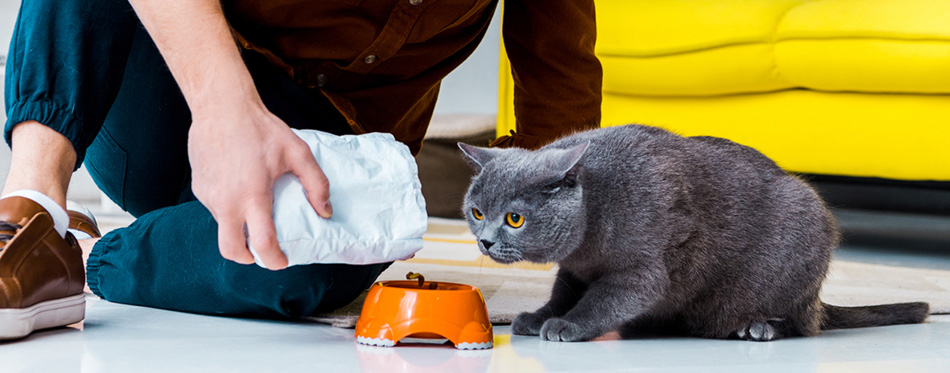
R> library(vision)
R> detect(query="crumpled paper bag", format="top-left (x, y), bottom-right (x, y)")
top-left (249, 129), bottom-right (427, 266)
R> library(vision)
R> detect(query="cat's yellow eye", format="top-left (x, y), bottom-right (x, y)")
top-left (506, 213), bottom-right (525, 228)
top-left (472, 208), bottom-right (484, 220)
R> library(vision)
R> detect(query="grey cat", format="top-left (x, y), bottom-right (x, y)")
top-left (458, 124), bottom-right (929, 342)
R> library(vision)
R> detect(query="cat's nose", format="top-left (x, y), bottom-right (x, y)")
top-left (480, 239), bottom-right (495, 249)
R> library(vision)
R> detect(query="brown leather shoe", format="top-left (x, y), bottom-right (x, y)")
top-left (67, 208), bottom-right (102, 238)
top-left (0, 196), bottom-right (86, 340)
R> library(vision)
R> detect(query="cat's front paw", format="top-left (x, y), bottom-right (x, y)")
top-left (736, 320), bottom-right (783, 342)
top-left (512, 312), bottom-right (546, 336)
top-left (539, 318), bottom-right (595, 342)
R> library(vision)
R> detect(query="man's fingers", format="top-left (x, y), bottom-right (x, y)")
top-left (245, 202), bottom-right (288, 270)
top-left (290, 145), bottom-right (333, 219)
top-left (217, 213), bottom-right (255, 265)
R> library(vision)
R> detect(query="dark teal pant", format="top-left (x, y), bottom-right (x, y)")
top-left (4, 0), bottom-right (388, 318)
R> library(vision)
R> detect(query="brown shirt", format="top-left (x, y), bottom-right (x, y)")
top-left (224, 0), bottom-right (602, 154)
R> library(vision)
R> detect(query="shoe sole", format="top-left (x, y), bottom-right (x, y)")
top-left (0, 294), bottom-right (85, 340)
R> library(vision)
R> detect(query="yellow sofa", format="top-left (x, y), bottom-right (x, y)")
top-left (499, 0), bottom-right (950, 182)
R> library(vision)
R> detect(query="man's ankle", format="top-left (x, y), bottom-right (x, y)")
top-left (1, 120), bottom-right (77, 238)
top-left (2, 120), bottom-right (76, 209)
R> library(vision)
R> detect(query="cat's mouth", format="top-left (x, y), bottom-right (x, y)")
top-left (485, 247), bottom-right (523, 264)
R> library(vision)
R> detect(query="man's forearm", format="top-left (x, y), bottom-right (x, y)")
top-left (128, 0), bottom-right (258, 117)
top-left (130, 0), bottom-right (334, 271)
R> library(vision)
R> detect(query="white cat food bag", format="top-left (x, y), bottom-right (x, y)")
top-left (248, 129), bottom-right (428, 267)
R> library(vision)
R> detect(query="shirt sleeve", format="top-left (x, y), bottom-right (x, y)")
top-left (492, 0), bottom-right (602, 149)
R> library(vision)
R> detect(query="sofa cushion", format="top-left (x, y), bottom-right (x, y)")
top-left (598, 90), bottom-right (950, 181)
top-left (600, 0), bottom-right (950, 96)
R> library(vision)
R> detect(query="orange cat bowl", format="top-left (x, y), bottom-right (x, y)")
top-left (354, 278), bottom-right (493, 350)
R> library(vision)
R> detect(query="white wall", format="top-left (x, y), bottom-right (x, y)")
top-left (433, 6), bottom-right (500, 116)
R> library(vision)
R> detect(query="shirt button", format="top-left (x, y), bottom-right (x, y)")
top-left (409, 0), bottom-right (423, 5)
top-left (315, 74), bottom-right (328, 88)
top-left (363, 55), bottom-right (378, 64)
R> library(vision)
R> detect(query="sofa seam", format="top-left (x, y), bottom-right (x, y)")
top-left (769, 0), bottom-right (810, 89)
top-left (599, 35), bottom-right (950, 60)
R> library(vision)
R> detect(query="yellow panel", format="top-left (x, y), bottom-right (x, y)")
top-left (499, 0), bottom-right (950, 181)
top-left (779, 0), bottom-right (950, 39)
top-left (601, 90), bottom-right (950, 181)
top-left (497, 39), bottom-right (516, 138)
top-left (601, 44), bottom-right (791, 96)
top-left (596, 0), bottom-right (808, 57)
top-left (775, 40), bottom-right (950, 93)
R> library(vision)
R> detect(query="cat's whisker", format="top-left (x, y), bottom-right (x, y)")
top-left (553, 275), bottom-right (582, 299)
top-left (508, 251), bottom-right (528, 271)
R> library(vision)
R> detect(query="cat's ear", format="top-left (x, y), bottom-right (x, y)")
top-left (552, 141), bottom-right (590, 183)
top-left (556, 141), bottom-right (590, 174)
top-left (458, 143), bottom-right (503, 172)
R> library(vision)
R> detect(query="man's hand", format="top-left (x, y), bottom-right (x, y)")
top-left (189, 101), bottom-right (332, 270)
top-left (130, 0), bottom-right (331, 269)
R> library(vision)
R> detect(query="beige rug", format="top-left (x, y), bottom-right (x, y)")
top-left (311, 218), bottom-right (950, 327)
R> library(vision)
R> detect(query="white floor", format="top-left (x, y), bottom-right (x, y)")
top-left (2, 211), bottom-right (950, 372)
top-left (2, 219), bottom-right (950, 373)
top-left (0, 294), bottom-right (948, 373)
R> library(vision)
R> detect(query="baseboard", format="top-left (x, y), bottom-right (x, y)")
top-left (801, 174), bottom-right (950, 216)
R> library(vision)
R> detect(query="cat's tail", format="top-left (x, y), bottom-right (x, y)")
top-left (820, 302), bottom-right (930, 330)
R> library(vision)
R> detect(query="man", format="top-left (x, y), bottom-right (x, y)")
top-left (0, 0), bottom-right (601, 339)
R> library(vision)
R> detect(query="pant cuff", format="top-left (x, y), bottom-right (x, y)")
top-left (85, 230), bottom-right (117, 299)
top-left (5, 99), bottom-right (86, 170)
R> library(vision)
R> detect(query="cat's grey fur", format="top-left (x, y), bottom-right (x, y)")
top-left (458, 124), bottom-right (929, 342)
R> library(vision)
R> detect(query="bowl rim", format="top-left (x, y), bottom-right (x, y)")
top-left (374, 280), bottom-right (480, 292)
